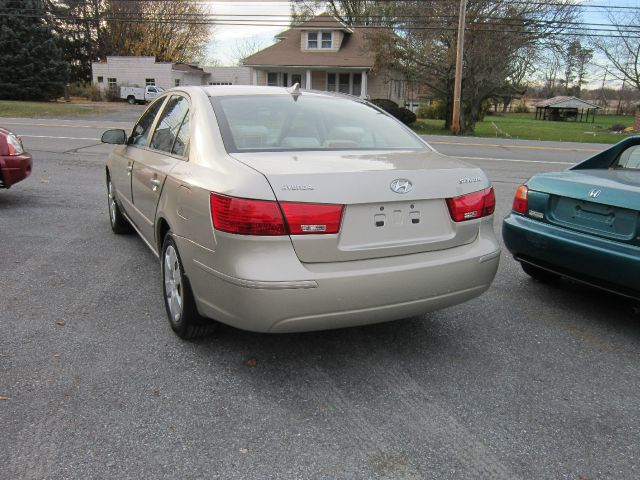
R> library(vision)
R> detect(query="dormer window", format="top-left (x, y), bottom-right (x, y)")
top-left (307, 32), bottom-right (332, 49)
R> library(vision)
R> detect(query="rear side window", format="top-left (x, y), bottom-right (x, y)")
top-left (617, 145), bottom-right (640, 170)
top-left (149, 95), bottom-right (189, 155)
top-left (172, 113), bottom-right (190, 157)
top-left (130, 99), bottom-right (165, 147)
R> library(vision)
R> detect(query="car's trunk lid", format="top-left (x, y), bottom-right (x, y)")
top-left (230, 150), bottom-right (491, 262)
top-left (527, 169), bottom-right (640, 246)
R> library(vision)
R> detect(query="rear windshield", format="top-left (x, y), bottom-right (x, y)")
top-left (210, 94), bottom-right (426, 153)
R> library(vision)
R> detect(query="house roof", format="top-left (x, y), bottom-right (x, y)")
top-left (292, 13), bottom-right (353, 32)
top-left (172, 63), bottom-right (205, 73)
top-left (533, 96), bottom-right (600, 109)
top-left (243, 23), bottom-right (376, 68)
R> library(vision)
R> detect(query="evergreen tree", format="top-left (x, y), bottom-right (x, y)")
top-left (0, 0), bottom-right (68, 100)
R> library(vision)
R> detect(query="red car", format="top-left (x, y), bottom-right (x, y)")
top-left (0, 127), bottom-right (32, 188)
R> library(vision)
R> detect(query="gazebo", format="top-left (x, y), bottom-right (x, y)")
top-left (533, 96), bottom-right (600, 123)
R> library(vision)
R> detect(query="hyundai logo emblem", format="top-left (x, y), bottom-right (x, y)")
top-left (588, 189), bottom-right (602, 199)
top-left (390, 178), bottom-right (413, 194)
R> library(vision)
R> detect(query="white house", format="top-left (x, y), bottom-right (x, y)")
top-left (242, 13), bottom-right (407, 105)
top-left (91, 56), bottom-right (250, 96)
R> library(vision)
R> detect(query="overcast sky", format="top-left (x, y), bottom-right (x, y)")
top-left (207, 1), bottom-right (293, 65)
top-left (205, 0), bottom-right (636, 90)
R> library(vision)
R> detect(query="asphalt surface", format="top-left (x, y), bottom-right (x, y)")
top-left (2, 112), bottom-right (639, 479)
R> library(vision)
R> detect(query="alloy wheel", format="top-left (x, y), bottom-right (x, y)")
top-left (164, 245), bottom-right (183, 324)
top-left (107, 179), bottom-right (117, 226)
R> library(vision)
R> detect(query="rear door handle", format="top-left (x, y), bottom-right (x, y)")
top-left (150, 178), bottom-right (161, 187)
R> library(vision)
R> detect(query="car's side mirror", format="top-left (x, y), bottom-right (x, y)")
top-left (101, 129), bottom-right (127, 145)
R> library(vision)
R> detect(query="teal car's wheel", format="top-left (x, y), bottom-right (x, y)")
top-left (521, 262), bottom-right (559, 283)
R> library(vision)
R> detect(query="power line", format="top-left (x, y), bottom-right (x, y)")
top-left (9, 8), bottom-right (640, 32)
top-left (6, 13), bottom-right (638, 38)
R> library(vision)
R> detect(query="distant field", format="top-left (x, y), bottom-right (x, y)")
top-left (0, 100), bottom-right (111, 118)
top-left (412, 113), bottom-right (636, 144)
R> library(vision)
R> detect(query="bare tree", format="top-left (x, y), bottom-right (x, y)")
top-left (561, 39), bottom-right (593, 96)
top-left (370, 0), bottom-right (578, 132)
top-left (103, 0), bottom-right (211, 63)
top-left (232, 37), bottom-right (270, 65)
top-left (591, 10), bottom-right (640, 91)
top-left (539, 49), bottom-right (562, 98)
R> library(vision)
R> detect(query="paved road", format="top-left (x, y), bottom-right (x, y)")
top-left (2, 115), bottom-right (639, 479)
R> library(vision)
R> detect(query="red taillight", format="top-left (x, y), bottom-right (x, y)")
top-left (512, 185), bottom-right (529, 214)
top-left (280, 202), bottom-right (344, 234)
top-left (446, 187), bottom-right (495, 222)
top-left (210, 193), bottom-right (344, 236)
top-left (210, 193), bottom-right (286, 235)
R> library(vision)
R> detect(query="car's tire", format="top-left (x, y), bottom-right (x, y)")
top-left (521, 262), bottom-right (560, 283)
top-left (127, 96), bottom-right (136, 105)
top-left (107, 175), bottom-right (132, 234)
top-left (161, 233), bottom-right (214, 339)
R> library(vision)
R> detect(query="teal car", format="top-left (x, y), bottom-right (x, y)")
top-left (503, 136), bottom-right (640, 300)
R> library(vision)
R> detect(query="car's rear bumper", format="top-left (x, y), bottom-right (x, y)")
top-left (503, 213), bottom-right (640, 299)
top-left (0, 153), bottom-right (32, 188)
top-left (178, 220), bottom-right (500, 333)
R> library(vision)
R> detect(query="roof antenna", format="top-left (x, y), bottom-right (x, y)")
top-left (288, 82), bottom-right (301, 100)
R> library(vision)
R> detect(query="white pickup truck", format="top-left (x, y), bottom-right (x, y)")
top-left (120, 85), bottom-right (164, 105)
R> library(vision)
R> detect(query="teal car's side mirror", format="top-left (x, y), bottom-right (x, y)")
top-left (101, 129), bottom-right (127, 145)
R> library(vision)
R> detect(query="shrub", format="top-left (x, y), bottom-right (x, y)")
top-left (513, 102), bottom-right (529, 113)
top-left (370, 98), bottom-right (399, 111)
top-left (609, 123), bottom-right (626, 132)
top-left (392, 107), bottom-right (417, 125)
top-left (105, 85), bottom-right (121, 102)
top-left (416, 100), bottom-right (446, 120)
top-left (68, 82), bottom-right (102, 101)
top-left (370, 98), bottom-right (417, 125)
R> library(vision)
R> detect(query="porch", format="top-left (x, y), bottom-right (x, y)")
top-left (249, 67), bottom-right (369, 98)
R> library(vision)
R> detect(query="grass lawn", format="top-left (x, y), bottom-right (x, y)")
top-left (0, 100), bottom-right (112, 118)
top-left (412, 113), bottom-right (636, 144)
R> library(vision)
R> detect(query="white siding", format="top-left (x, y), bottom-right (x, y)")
top-left (92, 57), bottom-right (174, 93)
top-left (367, 68), bottom-right (406, 105)
top-left (202, 67), bottom-right (250, 85)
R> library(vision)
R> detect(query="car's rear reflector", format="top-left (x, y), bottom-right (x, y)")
top-left (512, 185), bottom-right (529, 214)
top-left (280, 202), bottom-right (344, 234)
top-left (210, 193), bottom-right (286, 235)
top-left (446, 187), bottom-right (495, 222)
top-left (210, 193), bottom-right (343, 236)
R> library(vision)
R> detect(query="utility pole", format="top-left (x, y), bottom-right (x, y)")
top-left (451, 0), bottom-right (468, 135)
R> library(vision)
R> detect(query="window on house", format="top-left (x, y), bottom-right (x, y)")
top-left (327, 73), bottom-right (336, 91)
top-left (352, 73), bottom-right (362, 96)
top-left (282, 73), bottom-right (288, 87)
top-left (326, 72), bottom-right (364, 96)
top-left (97, 76), bottom-right (103, 83)
top-left (307, 32), bottom-right (318, 49)
top-left (145, 78), bottom-right (155, 86)
top-left (107, 78), bottom-right (117, 91)
top-left (267, 73), bottom-right (278, 87)
top-left (338, 73), bottom-right (350, 94)
top-left (291, 74), bottom-right (301, 87)
top-left (321, 32), bottom-right (332, 48)
top-left (209, 82), bottom-right (233, 85)
top-left (175, 79), bottom-right (181, 86)
top-left (308, 32), bottom-right (332, 49)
